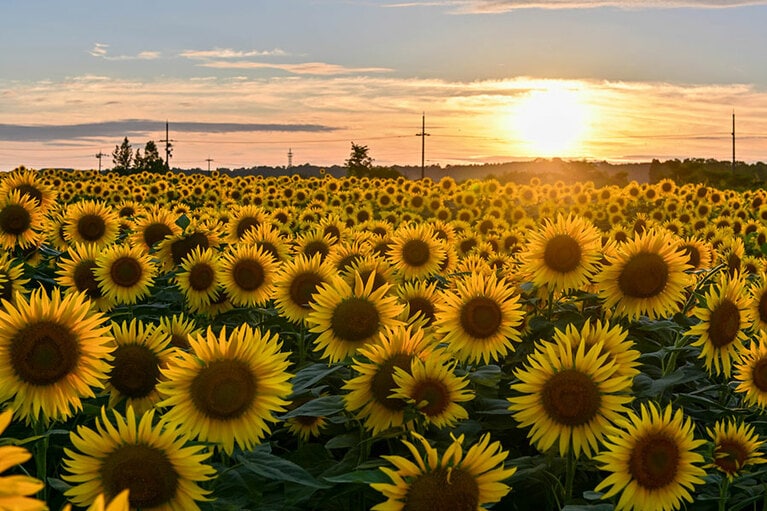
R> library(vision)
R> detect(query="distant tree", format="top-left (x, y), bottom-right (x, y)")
top-left (135, 140), bottom-right (166, 173)
top-left (112, 137), bottom-right (133, 174)
top-left (345, 142), bottom-right (373, 177)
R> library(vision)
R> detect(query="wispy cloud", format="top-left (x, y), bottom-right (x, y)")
top-left (385, 0), bottom-right (767, 11)
top-left (179, 48), bottom-right (288, 59)
top-left (0, 120), bottom-right (336, 142)
top-left (88, 43), bottom-right (161, 61)
top-left (197, 60), bottom-right (393, 75)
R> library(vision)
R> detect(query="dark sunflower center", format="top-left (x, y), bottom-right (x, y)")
top-left (407, 297), bottom-right (435, 327)
top-left (232, 259), bottom-right (265, 291)
top-left (629, 434), bottom-right (680, 490)
top-left (169, 333), bottom-right (190, 350)
top-left (543, 234), bottom-right (582, 273)
top-left (100, 444), bottom-right (179, 509)
top-left (681, 244), bottom-right (701, 269)
top-left (110, 256), bottom-right (143, 288)
top-left (715, 439), bottom-right (749, 475)
top-left (329, 297), bottom-right (380, 343)
top-left (188, 263), bottom-right (215, 291)
top-left (73, 260), bottom-right (103, 299)
top-left (370, 353), bottom-right (413, 411)
top-left (0, 204), bottom-right (31, 235)
top-left (357, 270), bottom-right (388, 292)
top-left (255, 242), bottom-right (279, 261)
top-left (336, 254), bottom-right (363, 273)
top-left (540, 369), bottom-right (601, 426)
top-left (13, 184), bottom-right (43, 205)
top-left (10, 320), bottom-right (80, 386)
top-left (412, 379), bottom-right (450, 417)
top-left (170, 232), bottom-right (209, 266)
top-left (143, 222), bottom-right (173, 248)
top-left (708, 299), bottom-right (740, 348)
top-left (404, 468), bottom-right (479, 511)
top-left (288, 272), bottom-right (324, 309)
top-left (236, 217), bottom-right (261, 239)
top-left (758, 293), bottom-right (767, 325)
top-left (303, 241), bottom-right (329, 260)
top-left (617, 252), bottom-right (668, 299)
top-left (190, 359), bottom-right (256, 420)
top-left (402, 239), bottom-right (431, 267)
top-left (459, 296), bottom-right (502, 339)
top-left (110, 344), bottom-right (161, 398)
top-left (752, 358), bottom-right (767, 392)
top-left (77, 213), bottom-right (107, 242)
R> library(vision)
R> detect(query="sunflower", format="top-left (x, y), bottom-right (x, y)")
top-left (0, 189), bottom-right (43, 250)
top-left (307, 273), bottom-right (404, 363)
top-left (293, 229), bottom-right (337, 261)
top-left (397, 279), bottom-right (441, 328)
top-left (0, 409), bottom-right (46, 511)
top-left (155, 222), bottom-right (221, 273)
top-left (594, 402), bottom-right (706, 511)
top-left (706, 419), bottom-right (767, 481)
top-left (0, 168), bottom-right (57, 214)
top-left (595, 229), bottom-right (691, 320)
top-left (273, 253), bottom-right (336, 325)
top-left (733, 331), bottom-right (767, 409)
top-left (95, 244), bottom-right (156, 305)
top-left (219, 244), bottom-right (277, 308)
top-left (434, 272), bottom-right (525, 365)
top-left (371, 431), bottom-right (515, 511)
top-left (157, 325), bottom-right (292, 454)
top-left (0, 288), bottom-right (113, 423)
top-left (285, 399), bottom-right (328, 442)
top-left (156, 313), bottom-right (200, 351)
top-left (0, 254), bottom-right (29, 309)
top-left (508, 339), bottom-right (633, 458)
top-left (390, 355), bottom-right (473, 429)
top-left (56, 242), bottom-right (115, 311)
top-left (677, 236), bottom-right (713, 272)
top-left (749, 272), bottom-right (767, 333)
top-left (63, 200), bottom-right (120, 249)
top-left (518, 214), bottom-right (603, 292)
top-left (106, 319), bottom-right (176, 414)
top-left (386, 223), bottom-right (446, 281)
top-left (554, 320), bottom-right (641, 380)
top-left (240, 222), bottom-right (291, 263)
top-left (686, 272), bottom-right (751, 377)
top-left (174, 246), bottom-right (222, 313)
top-left (63, 406), bottom-right (214, 511)
top-left (130, 207), bottom-right (181, 252)
top-left (343, 324), bottom-right (434, 435)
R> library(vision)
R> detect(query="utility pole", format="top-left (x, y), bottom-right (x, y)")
top-left (95, 151), bottom-right (106, 172)
top-left (205, 157), bottom-right (214, 172)
top-left (416, 113), bottom-right (430, 180)
top-left (160, 120), bottom-right (174, 169)
top-left (287, 148), bottom-right (293, 174)
top-left (732, 111), bottom-right (736, 173)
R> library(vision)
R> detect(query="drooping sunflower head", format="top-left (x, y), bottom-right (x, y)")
top-left (595, 228), bottom-right (692, 320)
top-left (63, 406), bottom-right (215, 510)
top-left (371, 431), bottom-right (516, 511)
top-left (706, 419), bottom-right (767, 480)
top-left (0, 288), bottom-right (114, 423)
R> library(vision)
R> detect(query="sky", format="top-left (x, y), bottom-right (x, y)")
top-left (2, 0), bottom-right (767, 171)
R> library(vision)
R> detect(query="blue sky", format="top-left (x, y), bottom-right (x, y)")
top-left (2, 0), bottom-right (767, 169)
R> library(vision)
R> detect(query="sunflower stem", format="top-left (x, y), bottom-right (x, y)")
top-left (718, 476), bottom-right (730, 511)
top-left (564, 449), bottom-right (577, 504)
top-left (32, 419), bottom-right (49, 502)
top-left (297, 323), bottom-right (307, 367)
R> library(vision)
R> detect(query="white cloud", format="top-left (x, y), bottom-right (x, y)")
top-left (197, 60), bottom-right (393, 76)
top-left (179, 48), bottom-right (288, 59)
top-left (88, 43), bottom-right (161, 61)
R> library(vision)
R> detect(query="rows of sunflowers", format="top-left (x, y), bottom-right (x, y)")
top-left (2, 167), bottom-right (767, 511)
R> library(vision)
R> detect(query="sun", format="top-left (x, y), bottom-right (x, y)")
top-left (508, 82), bottom-right (593, 157)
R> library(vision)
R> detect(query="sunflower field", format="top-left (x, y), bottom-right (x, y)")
top-left (3, 167), bottom-right (767, 511)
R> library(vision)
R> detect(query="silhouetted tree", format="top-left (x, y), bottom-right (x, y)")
top-left (135, 141), bottom-right (165, 173)
top-left (345, 142), bottom-right (373, 177)
top-left (112, 137), bottom-right (133, 174)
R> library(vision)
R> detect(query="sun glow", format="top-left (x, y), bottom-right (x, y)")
top-left (507, 82), bottom-right (594, 157)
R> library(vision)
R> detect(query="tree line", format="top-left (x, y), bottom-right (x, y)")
top-left (111, 137), bottom-right (170, 175)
